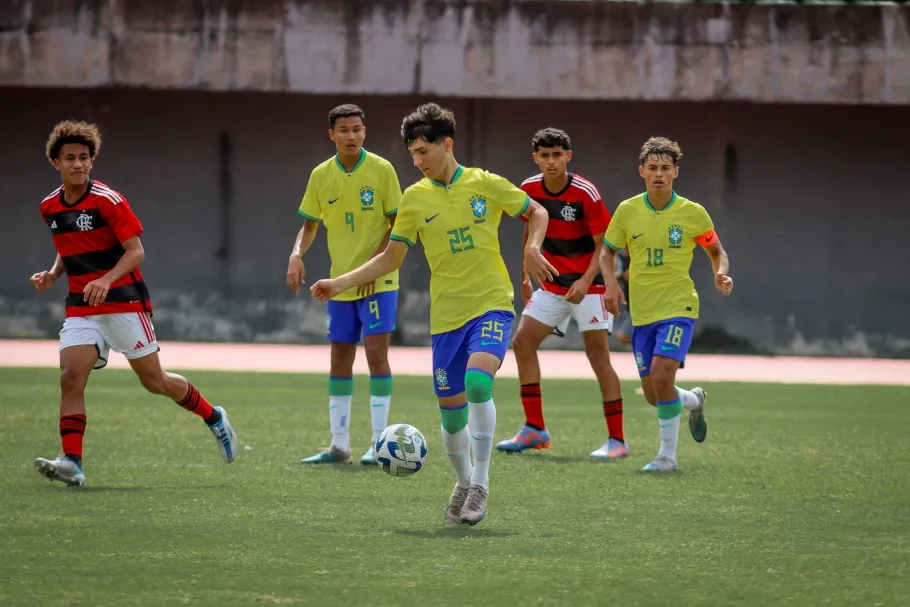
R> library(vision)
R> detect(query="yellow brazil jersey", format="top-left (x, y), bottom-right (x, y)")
top-left (298, 149), bottom-right (402, 301)
top-left (390, 166), bottom-right (530, 335)
top-left (604, 192), bottom-right (714, 327)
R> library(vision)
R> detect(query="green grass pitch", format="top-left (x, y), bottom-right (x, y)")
top-left (1, 367), bottom-right (908, 606)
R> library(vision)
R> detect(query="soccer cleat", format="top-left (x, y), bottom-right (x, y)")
top-left (208, 406), bottom-right (238, 463)
top-left (35, 456), bottom-right (85, 487)
top-left (360, 446), bottom-right (378, 466)
top-left (688, 387), bottom-right (708, 443)
top-left (640, 457), bottom-right (677, 472)
top-left (495, 425), bottom-right (551, 453)
top-left (444, 485), bottom-right (470, 525)
top-left (300, 445), bottom-right (352, 464)
top-left (460, 484), bottom-right (489, 525)
top-left (589, 437), bottom-right (629, 460)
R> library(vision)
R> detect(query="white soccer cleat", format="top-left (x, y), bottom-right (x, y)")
top-left (640, 457), bottom-right (677, 473)
top-left (208, 406), bottom-right (238, 463)
top-left (460, 485), bottom-right (489, 525)
top-left (445, 485), bottom-right (470, 525)
top-left (35, 456), bottom-right (85, 487)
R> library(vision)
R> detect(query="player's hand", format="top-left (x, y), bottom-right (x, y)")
top-left (29, 271), bottom-right (56, 292)
top-left (287, 255), bottom-right (305, 295)
top-left (357, 280), bottom-right (376, 298)
top-left (83, 277), bottom-right (112, 306)
top-left (603, 280), bottom-right (626, 317)
top-left (564, 277), bottom-right (591, 304)
top-left (715, 271), bottom-right (734, 296)
top-left (520, 277), bottom-right (533, 305)
top-left (523, 249), bottom-right (558, 284)
top-left (310, 279), bottom-right (342, 302)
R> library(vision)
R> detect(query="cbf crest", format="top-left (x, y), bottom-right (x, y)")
top-left (668, 224), bottom-right (683, 248)
top-left (360, 186), bottom-right (375, 210)
top-left (434, 368), bottom-right (449, 391)
top-left (635, 351), bottom-right (646, 371)
top-left (470, 194), bottom-right (487, 224)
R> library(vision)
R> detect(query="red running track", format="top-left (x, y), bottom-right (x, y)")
top-left (1, 340), bottom-right (908, 386)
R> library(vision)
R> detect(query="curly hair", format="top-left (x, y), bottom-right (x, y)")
top-left (639, 136), bottom-right (682, 166)
top-left (46, 120), bottom-right (102, 165)
top-left (400, 103), bottom-right (456, 146)
top-left (531, 127), bottom-right (571, 152)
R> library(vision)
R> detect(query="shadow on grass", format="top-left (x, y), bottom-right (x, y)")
top-left (394, 527), bottom-right (518, 539)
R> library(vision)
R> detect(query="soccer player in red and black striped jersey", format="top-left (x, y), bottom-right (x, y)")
top-left (30, 120), bottom-right (239, 487)
top-left (496, 128), bottom-right (628, 460)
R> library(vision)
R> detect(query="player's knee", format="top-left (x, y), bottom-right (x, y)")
top-left (329, 343), bottom-right (356, 375)
top-left (59, 368), bottom-right (89, 395)
top-left (511, 329), bottom-right (537, 358)
top-left (464, 369), bottom-right (494, 403)
top-left (363, 342), bottom-right (389, 373)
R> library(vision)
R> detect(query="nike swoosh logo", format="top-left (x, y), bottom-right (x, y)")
top-left (660, 345), bottom-right (675, 351)
top-left (328, 198), bottom-right (339, 205)
top-left (425, 213), bottom-right (440, 223)
top-left (632, 233), bottom-right (644, 239)
top-left (371, 403), bottom-right (385, 408)
top-left (369, 322), bottom-right (382, 329)
top-left (480, 341), bottom-right (500, 346)
top-left (705, 236), bottom-right (715, 243)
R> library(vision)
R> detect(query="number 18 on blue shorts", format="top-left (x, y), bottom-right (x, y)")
top-left (632, 317), bottom-right (696, 377)
top-left (326, 291), bottom-right (398, 344)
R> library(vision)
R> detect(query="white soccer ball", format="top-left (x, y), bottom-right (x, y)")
top-left (374, 423), bottom-right (428, 477)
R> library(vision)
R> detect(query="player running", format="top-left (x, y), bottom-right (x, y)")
top-left (311, 103), bottom-right (555, 525)
top-left (32, 120), bottom-right (238, 487)
top-left (496, 128), bottom-right (627, 460)
top-left (287, 104), bottom-right (403, 466)
top-left (600, 137), bottom-right (733, 472)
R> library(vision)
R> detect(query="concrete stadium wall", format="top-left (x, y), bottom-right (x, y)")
top-left (2, 0), bottom-right (909, 104)
top-left (2, 87), bottom-right (908, 358)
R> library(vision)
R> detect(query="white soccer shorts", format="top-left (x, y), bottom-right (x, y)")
top-left (59, 312), bottom-right (160, 369)
top-left (522, 289), bottom-right (614, 333)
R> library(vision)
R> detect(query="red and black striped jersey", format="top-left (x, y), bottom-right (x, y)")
top-left (40, 180), bottom-right (153, 318)
top-left (520, 172), bottom-right (611, 296)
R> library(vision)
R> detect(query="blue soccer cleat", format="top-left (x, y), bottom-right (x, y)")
top-left (208, 406), bottom-right (238, 463)
top-left (35, 456), bottom-right (85, 487)
top-left (495, 425), bottom-right (551, 453)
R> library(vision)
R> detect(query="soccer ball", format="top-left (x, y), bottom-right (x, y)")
top-left (374, 423), bottom-right (428, 477)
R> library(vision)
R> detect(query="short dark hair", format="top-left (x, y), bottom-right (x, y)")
top-left (400, 103), bottom-right (456, 146)
top-left (46, 120), bottom-right (102, 165)
top-left (639, 136), bottom-right (682, 165)
top-left (532, 127), bottom-right (571, 152)
top-left (328, 104), bottom-right (365, 128)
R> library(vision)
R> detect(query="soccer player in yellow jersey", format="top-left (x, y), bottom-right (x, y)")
top-left (311, 103), bottom-right (555, 525)
top-left (600, 137), bottom-right (733, 473)
top-left (286, 104), bottom-right (402, 466)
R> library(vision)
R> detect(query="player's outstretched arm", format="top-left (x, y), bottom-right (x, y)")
top-left (287, 220), bottom-right (319, 294)
top-left (358, 215), bottom-right (396, 298)
top-left (29, 254), bottom-right (66, 292)
top-left (311, 240), bottom-right (409, 302)
top-left (701, 238), bottom-right (733, 296)
top-left (599, 245), bottom-right (626, 316)
top-left (521, 200), bottom-right (558, 283)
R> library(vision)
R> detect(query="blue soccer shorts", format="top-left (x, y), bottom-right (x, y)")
top-left (326, 291), bottom-right (398, 344)
top-left (632, 317), bottom-right (696, 378)
top-left (430, 310), bottom-right (514, 397)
